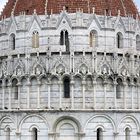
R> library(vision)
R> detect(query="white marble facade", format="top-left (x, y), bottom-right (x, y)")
top-left (0, 9), bottom-right (140, 140)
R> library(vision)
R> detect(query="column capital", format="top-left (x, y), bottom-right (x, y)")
top-left (17, 82), bottom-right (22, 86)
top-left (47, 83), bottom-right (52, 86)
top-left (93, 80), bottom-right (96, 85)
top-left (103, 80), bottom-right (108, 85)
top-left (123, 82), bottom-right (127, 86)
top-left (37, 80), bottom-right (41, 86)
top-left (58, 81), bottom-right (63, 85)
top-left (70, 80), bottom-right (75, 85)
top-left (75, 132), bottom-right (85, 137)
top-left (7, 83), bottom-right (12, 87)
top-left (82, 80), bottom-right (86, 85)
top-left (113, 132), bottom-right (119, 136)
top-left (137, 84), bottom-right (140, 87)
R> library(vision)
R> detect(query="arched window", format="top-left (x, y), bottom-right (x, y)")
top-left (136, 35), bottom-right (140, 50)
top-left (6, 127), bottom-right (10, 140)
top-left (117, 32), bottom-right (123, 48)
top-left (125, 128), bottom-right (130, 140)
top-left (10, 33), bottom-right (16, 50)
top-left (97, 128), bottom-right (103, 140)
top-left (60, 30), bottom-right (69, 52)
top-left (32, 128), bottom-right (38, 140)
top-left (63, 77), bottom-right (70, 98)
top-left (90, 30), bottom-right (97, 47)
top-left (12, 79), bottom-right (18, 100)
top-left (116, 78), bottom-right (123, 99)
top-left (32, 31), bottom-right (39, 48)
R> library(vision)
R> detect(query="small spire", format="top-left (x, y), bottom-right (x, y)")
top-left (78, 8), bottom-right (80, 12)
top-left (37, 51), bottom-right (39, 57)
top-left (17, 54), bottom-right (20, 58)
top-left (87, 0), bottom-right (90, 14)
top-left (63, 6), bottom-right (66, 11)
top-left (11, 11), bottom-right (14, 17)
top-left (45, 0), bottom-right (48, 15)
top-left (51, 9), bottom-right (53, 15)
top-left (118, 10), bottom-right (120, 16)
top-left (34, 9), bottom-right (37, 14)
top-left (92, 7), bottom-right (95, 14)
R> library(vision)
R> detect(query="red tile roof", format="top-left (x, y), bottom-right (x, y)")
top-left (1, 0), bottom-right (139, 18)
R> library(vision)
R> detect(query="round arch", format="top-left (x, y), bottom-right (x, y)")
top-left (53, 116), bottom-right (82, 132)
top-left (18, 114), bottom-right (50, 132)
top-left (117, 115), bottom-right (140, 132)
top-left (84, 114), bottom-right (116, 132)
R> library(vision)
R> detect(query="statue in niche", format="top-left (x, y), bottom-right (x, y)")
top-left (0, 68), bottom-right (2, 78)
top-left (35, 66), bottom-right (42, 75)
top-left (136, 68), bottom-right (140, 77)
top-left (56, 64), bottom-right (65, 74)
top-left (80, 65), bottom-right (87, 75)
top-left (16, 67), bottom-right (22, 76)
top-left (121, 67), bottom-right (127, 76)
top-left (2, 61), bottom-right (7, 76)
top-left (101, 65), bottom-right (109, 75)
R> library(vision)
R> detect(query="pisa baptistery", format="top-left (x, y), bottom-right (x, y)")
top-left (0, 0), bottom-right (140, 139)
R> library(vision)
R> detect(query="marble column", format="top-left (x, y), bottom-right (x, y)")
top-left (82, 80), bottom-right (86, 109)
top-left (17, 82), bottom-right (21, 109)
top-left (114, 81), bottom-right (117, 109)
top-left (104, 80), bottom-right (107, 109)
top-left (27, 80), bottom-right (31, 109)
top-left (59, 81), bottom-right (63, 108)
top-left (71, 80), bottom-right (74, 109)
top-left (47, 82), bottom-right (51, 109)
top-left (16, 132), bottom-right (21, 140)
top-left (37, 81), bottom-right (41, 109)
top-left (131, 83), bottom-right (134, 109)
top-left (8, 83), bottom-right (12, 110)
top-left (137, 84), bottom-right (140, 109)
top-left (2, 83), bottom-right (5, 110)
top-left (93, 80), bottom-right (96, 109)
top-left (123, 82), bottom-right (127, 109)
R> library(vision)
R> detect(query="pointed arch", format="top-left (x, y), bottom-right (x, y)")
top-left (90, 30), bottom-right (98, 47)
top-left (32, 31), bottom-right (39, 48)
top-left (63, 76), bottom-right (70, 98)
top-left (60, 30), bottom-right (69, 52)
top-left (116, 78), bottom-right (123, 99)
top-left (12, 78), bottom-right (18, 100)
top-left (136, 35), bottom-right (140, 50)
top-left (10, 33), bottom-right (16, 50)
top-left (116, 32), bottom-right (123, 48)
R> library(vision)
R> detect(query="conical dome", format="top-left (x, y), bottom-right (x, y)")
top-left (1, 0), bottom-right (139, 18)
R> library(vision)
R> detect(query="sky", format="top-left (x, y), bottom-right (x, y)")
top-left (0, 0), bottom-right (140, 13)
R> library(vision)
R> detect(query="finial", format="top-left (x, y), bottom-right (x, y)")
top-left (136, 14), bottom-right (138, 20)
top-left (79, 8), bottom-right (81, 12)
top-left (92, 7), bottom-right (95, 14)
top-left (59, 48), bottom-right (62, 56)
top-left (51, 9), bottom-right (53, 15)
top-left (63, 6), bottom-right (66, 11)
top-left (11, 11), bottom-right (14, 17)
top-left (17, 54), bottom-right (20, 58)
top-left (34, 9), bottom-right (37, 14)
top-left (118, 10), bottom-right (120, 16)
top-left (37, 51), bottom-right (39, 57)
top-left (83, 48), bottom-right (85, 56)
top-left (45, 0), bottom-right (48, 15)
